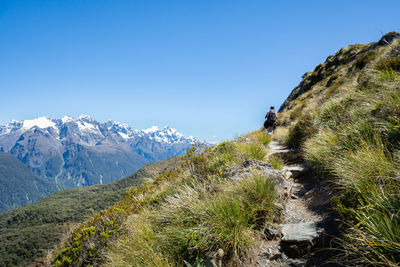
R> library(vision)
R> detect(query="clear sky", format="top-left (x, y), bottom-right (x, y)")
top-left (1, 0), bottom-right (400, 142)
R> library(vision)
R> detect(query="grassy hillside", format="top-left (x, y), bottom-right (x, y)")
top-left (33, 32), bottom-right (400, 267)
top-left (0, 152), bottom-right (59, 212)
top-left (0, 156), bottom-right (180, 267)
top-left (277, 32), bottom-right (400, 265)
top-left (47, 131), bottom-right (282, 266)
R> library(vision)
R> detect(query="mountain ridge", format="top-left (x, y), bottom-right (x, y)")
top-left (0, 115), bottom-right (200, 189)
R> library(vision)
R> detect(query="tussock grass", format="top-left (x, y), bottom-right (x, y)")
top-left (108, 214), bottom-right (171, 267)
top-left (293, 54), bottom-right (400, 265)
top-left (332, 138), bottom-right (399, 188)
top-left (107, 171), bottom-right (276, 266)
top-left (285, 114), bottom-right (316, 149)
top-left (256, 131), bottom-right (272, 145)
top-left (376, 56), bottom-right (400, 72)
top-left (375, 57), bottom-right (400, 81)
top-left (272, 127), bottom-right (289, 144)
top-left (268, 155), bottom-right (284, 170)
top-left (333, 188), bottom-right (400, 266)
top-left (62, 133), bottom-right (277, 266)
top-left (304, 130), bottom-right (338, 175)
top-left (243, 142), bottom-right (267, 160)
top-left (377, 68), bottom-right (398, 81)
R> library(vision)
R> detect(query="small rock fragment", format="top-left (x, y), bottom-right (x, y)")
top-left (264, 224), bottom-right (282, 240)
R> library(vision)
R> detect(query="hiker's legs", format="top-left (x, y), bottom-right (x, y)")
top-left (271, 122), bottom-right (276, 134)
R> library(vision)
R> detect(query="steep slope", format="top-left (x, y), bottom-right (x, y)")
top-left (0, 115), bottom-right (199, 189)
top-left (276, 32), bottom-right (400, 265)
top-left (278, 32), bottom-right (400, 126)
top-left (0, 152), bottom-right (59, 212)
top-left (0, 156), bottom-right (180, 267)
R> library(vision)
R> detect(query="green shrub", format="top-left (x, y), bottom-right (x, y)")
top-left (52, 207), bottom-right (125, 266)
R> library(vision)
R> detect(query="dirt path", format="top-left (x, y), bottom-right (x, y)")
top-left (253, 141), bottom-right (335, 267)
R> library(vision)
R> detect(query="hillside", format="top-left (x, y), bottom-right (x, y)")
top-left (0, 152), bottom-right (59, 212)
top-left (0, 115), bottom-right (199, 189)
top-left (45, 32), bottom-right (400, 267)
top-left (0, 156), bottom-right (180, 267)
top-left (276, 32), bottom-right (400, 265)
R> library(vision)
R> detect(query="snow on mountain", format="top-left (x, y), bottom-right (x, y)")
top-left (22, 116), bottom-right (56, 130)
top-left (1, 115), bottom-right (198, 145)
top-left (0, 115), bottom-right (201, 188)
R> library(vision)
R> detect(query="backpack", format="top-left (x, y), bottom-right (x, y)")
top-left (266, 111), bottom-right (276, 123)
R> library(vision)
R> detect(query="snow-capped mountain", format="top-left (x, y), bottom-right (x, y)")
top-left (0, 115), bottom-right (200, 188)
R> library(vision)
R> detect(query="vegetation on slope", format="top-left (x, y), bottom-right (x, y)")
top-left (49, 131), bottom-right (280, 266)
top-left (0, 152), bottom-right (59, 212)
top-left (278, 32), bottom-right (400, 266)
top-left (0, 157), bottom-right (180, 267)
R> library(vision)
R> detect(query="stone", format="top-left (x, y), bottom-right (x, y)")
top-left (280, 222), bottom-right (319, 258)
top-left (264, 224), bottom-right (282, 240)
top-left (287, 259), bottom-right (307, 266)
top-left (269, 253), bottom-right (283, 260)
top-left (204, 248), bottom-right (224, 267)
top-left (285, 171), bottom-right (293, 179)
top-left (281, 222), bottom-right (318, 242)
top-left (261, 168), bottom-right (285, 185)
top-left (283, 165), bottom-right (306, 179)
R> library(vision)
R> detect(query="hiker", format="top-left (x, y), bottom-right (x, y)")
top-left (264, 106), bottom-right (277, 134)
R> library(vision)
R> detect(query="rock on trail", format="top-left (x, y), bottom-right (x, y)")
top-left (255, 141), bottom-right (335, 267)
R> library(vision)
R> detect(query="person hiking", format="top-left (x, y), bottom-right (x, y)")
top-left (264, 106), bottom-right (277, 134)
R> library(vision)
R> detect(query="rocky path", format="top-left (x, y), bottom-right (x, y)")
top-left (254, 141), bottom-right (335, 267)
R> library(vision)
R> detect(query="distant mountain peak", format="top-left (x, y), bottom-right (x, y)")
top-left (143, 126), bottom-right (160, 133)
top-left (77, 115), bottom-right (95, 121)
top-left (22, 116), bottom-right (56, 130)
top-left (1, 115), bottom-right (199, 145)
top-left (0, 115), bottom-right (200, 188)
top-left (61, 115), bottom-right (74, 123)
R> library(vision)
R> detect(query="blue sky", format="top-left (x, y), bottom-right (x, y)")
top-left (1, 0), bottom-right (400, 142)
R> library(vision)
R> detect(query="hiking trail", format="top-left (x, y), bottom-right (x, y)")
top-left (252, 141), bottom-right (336, 267)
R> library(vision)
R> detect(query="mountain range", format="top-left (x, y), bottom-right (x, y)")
top-left (0, 115), bottom-right (200, 211)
